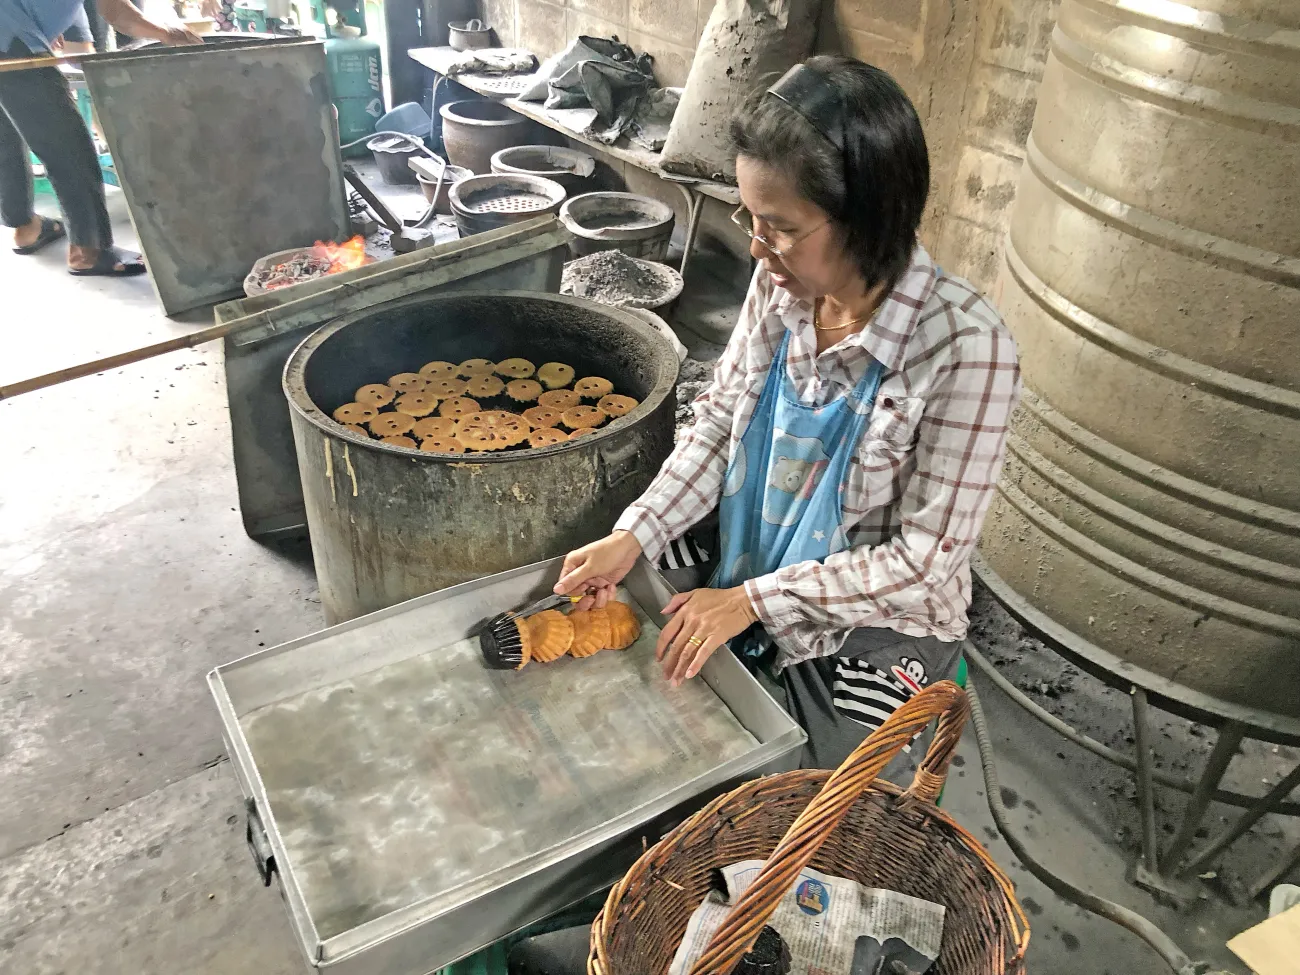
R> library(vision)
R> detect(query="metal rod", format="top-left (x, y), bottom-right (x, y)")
top-left (966, 679), bottom-right (1201, 975)
top-left (1161, 720), bottom-right (1246, 873)
top-left (673, 184), bottom-right (705, 283)
top-left (1250, 841), bottom-right (1300, 900)
top-left (1181, 759), bottom-right (1300, 877)
top-left (1131, 687), bottom-right (1161, 873)
top-left (964, 644), bottom-right (1300, 817)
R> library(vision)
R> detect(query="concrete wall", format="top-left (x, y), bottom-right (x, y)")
top-left (479, 0), bottom-right (710, 87)
top-left (476, 0), bottom-right (1060, 295)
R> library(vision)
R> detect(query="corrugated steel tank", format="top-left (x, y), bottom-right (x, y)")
top-left (981, 0), bottom-right (1300, 716)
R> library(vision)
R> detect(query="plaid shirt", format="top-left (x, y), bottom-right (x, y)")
top-left (615, 246), bottom-right (1022, 669)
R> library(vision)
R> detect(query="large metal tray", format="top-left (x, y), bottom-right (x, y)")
top-left (209, 557), bottom-right (805, 974)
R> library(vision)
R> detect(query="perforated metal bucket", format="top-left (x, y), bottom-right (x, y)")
top-left (449, 173), bottom-right (567, 237)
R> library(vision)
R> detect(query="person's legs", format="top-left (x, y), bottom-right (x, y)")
top-left (0, 98), bottom-right (37, 240)
top-left (0, 46), bottom-right (123, 268)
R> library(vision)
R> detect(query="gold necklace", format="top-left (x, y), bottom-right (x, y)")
top-left (813, 299), bottom-right (873, 332)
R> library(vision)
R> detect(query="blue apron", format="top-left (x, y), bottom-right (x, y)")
top-left (712, 329), bottom-right (885, 658)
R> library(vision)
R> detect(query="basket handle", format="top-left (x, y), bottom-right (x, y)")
top-left (686, 680), bottom-right (970, 975)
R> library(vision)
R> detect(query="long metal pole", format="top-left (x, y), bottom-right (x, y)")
top-left (1131, 687), bottom-right (1161, 873)
top-left (1160, 721), bottom-right (1246, 873)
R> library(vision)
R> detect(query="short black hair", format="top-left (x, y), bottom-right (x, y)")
top-left (730, 55), bottom-right (930, 290)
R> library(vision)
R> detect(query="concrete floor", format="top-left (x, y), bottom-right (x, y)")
top-left (1, 187), bottom-right (1296, 975)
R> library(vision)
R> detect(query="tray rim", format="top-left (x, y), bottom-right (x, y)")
top-left (208, 556), bottom-right (806, 968)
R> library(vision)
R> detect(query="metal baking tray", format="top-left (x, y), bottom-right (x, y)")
top-left (209, 556), bottom-right (805, 974)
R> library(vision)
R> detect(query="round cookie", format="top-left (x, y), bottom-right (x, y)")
top-left (561, 405), bottom-right (606, 430)
top-left (380, 435), bottom-right (418, 449)
top-left (419, 437), bottom-right (465, 454)
top-left (605, 600), bottom-right (641, 649)
top-left (394, 392), bottom-right (439, 417)
top-left (597, 394), bottom-right (638, 418)
top-left (495, 357), bottom-right (536, 379)
top-left (438, 397), bottom-right (481, 418)
top-left (537, 362), bottom-right (575, 390)
top-left (538, 388), bottom-right (581, 411)
top-left (574, 376), bottom-right (614, 400)
top-left (464, 374), bottom-right (506, 400)
top-left (505, 379), bottom-right (543, 404)
top-left (527, 427), bottom-right (566, 448)
top-left (389, 372), bottom-right (429, 393)
top-left (568, 608), bottom-right (613, 658)
top-left (342, 423), bottom-right (370, 437)
top-left (411, 416), bottom-right (458, 440)
top-left (568, 427), bottom-right (596, 440)
top-left (332, 402), bottom-right (378, 424)
top-left (527, 609), bottom-right (575, 663)
top-left (426, 377), bottom-right (469, 399)
top-left (355, 383), bottom-right (395, 408)
top-left (523, 406), bottom-right (564, 429)
top-left (368, 412), bottom-right (416, 437)
top-left (458, 358), bottom-right (496, 378)
top-left (419, 360), bottom-right (458, 378)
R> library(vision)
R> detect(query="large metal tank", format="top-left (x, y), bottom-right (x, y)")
top-left (284, 291), bottom-right (678, 624)
top-left (981, 0), bottom-right (1300, 716)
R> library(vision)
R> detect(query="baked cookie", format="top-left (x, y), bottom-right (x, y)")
top-left (527, 609), bottom-right (574, 663)
top-left (597, 393), bottom-right (638, 418)
top-left (389, 372), bottom-right (429, 394)
top-left (568, 427), bottom-right (596, 440)
top-left (574, 376), bottom-right (614, 400)
top-left (527, 427), bottom-right (566, 448)
top-left (342, 423), bottom-right (370, 437)
top-left (393, 392), bottom-right (439, 417)
top-left (419, 437), bottom-right (465, 454)
top-left (368, 412), bottom-right (416, 437)
top-left (464, 374), bottom-right (505, 400)
top-left (419, 360), bottom-right (459, 378)
top-left (522, 406), bottom-right (564, 429)
top-left (537, 362), bottom-right (575, 390)
top-left (426, 377), bottom-right (469, 399)
top-left (605, 600), bottom-right (642, 649)
top-left (568, 608), bottom-right (613, 658)
top-left (438, 397), bottom-right (481, 418)
top-left (561, 405), bottom-right (606, 430)
top-left (537, 388), bottom-right (581, 411)
top-left (495, 357), bottom-right (536, 379)
top-left (505, 379), bottom-right (543, 404)
top-left (355, 383), bottom-right (396, 408)
top-left (332, 402), bottom-right (378, 424)
top-left (380, 435), bottom-right (418, 449)
top-left (411, 416), bottom-right (458, 440)
top-left (458, 358), bottom-right (496, 378)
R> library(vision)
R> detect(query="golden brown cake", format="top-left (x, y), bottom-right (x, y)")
top-left (537, 362), bottom-right (575, 390)
top-left (574, 376), bottom-right (614, 400)
top-left (368, 412), bottom-right (417, 437)
top-left (495, 357), bottom-right (536, 379)
top-left (561, 405), bottom-right (606, 430)
top-left (411, 416), bottom-right (459, 440)
top-left (389, 372), bottom-right (429, 393)
top-left (419, 360), bottom-right (459, 378)
top-left (505, 379), bottom-right (543, 403)
top-left (605, 600), bottom-right (642, 649)
top-left (393, 392), bottom-right (439, 417)
top-left (355, 383), bottom-right (396, 408)
top-left (527, 427), bottom-right (566, 448)
top-left (438, 396), bottom-right (481, 418)
top-left (419, 437), bottom-right (465, 454)
top-left (465, 374), bottom-right (506, 400)
top-left (537, 388), bottom-right (581, 411)
top-left (597, 393), bottom-right (639, 418)
top-left (332, 402), bottom-right (379, 424)
top-left (527, 609), bottom-right (575, 663)
top-left (568, 608), bottom-right (614, 658)
top-left (457, 358), bottom-right (496, 378)
top-left (380, 435), bottom-right (418, 449)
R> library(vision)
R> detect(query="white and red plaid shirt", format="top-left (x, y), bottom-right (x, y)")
top-left (615, 246), bottom-right (1022, 669)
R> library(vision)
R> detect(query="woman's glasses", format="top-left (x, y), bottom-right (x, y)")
top-left (730, 205), bottom-right (826, 258)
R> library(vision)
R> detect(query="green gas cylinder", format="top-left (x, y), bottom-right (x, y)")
top-left (326, 33), bottom-right (383, 156)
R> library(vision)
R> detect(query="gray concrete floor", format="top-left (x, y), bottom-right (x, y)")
top-left (1, 186), bottom-right (1296, 975)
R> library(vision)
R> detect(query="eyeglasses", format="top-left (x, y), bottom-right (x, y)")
top-left (730, 205), bottom-right (826, 258)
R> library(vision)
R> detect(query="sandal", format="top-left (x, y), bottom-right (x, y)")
top-left (69, 246), bottom-right (146, 277)
top-left (12, 216), bottom-right (66, 255)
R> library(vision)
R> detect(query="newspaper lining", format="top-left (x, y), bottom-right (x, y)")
top-left (669, 860), bottom-right (945, 975)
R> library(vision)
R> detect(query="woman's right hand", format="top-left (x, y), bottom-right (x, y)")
top-left (554, 531), bottom-right (643, 610)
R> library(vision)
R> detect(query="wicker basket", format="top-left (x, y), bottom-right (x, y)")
top-left (589, 681), bottom-right (1030, 975)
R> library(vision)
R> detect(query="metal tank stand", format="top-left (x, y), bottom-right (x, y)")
top-left (970, 553), bottom-right (1300, 905)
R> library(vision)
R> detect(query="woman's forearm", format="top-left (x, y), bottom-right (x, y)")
top-left (96, 0), bottom-right (168, 40)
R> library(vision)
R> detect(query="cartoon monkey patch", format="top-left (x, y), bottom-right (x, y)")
top-left (891, 656), bottom-right (929, 694)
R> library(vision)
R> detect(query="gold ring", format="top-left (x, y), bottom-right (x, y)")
top-left (687, 636), bottom-right (704, 646)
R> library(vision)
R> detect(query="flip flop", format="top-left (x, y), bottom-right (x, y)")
top-left (12, 216), bottom-right (66, 255)
top-left (68, 246), bottom-right (146, 277)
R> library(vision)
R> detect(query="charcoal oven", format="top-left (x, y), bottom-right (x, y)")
top-left (283, 291), bottom-right (679, 623)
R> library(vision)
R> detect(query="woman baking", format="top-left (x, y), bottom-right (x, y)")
top-left (555, 55), bottom-right (1021, 778)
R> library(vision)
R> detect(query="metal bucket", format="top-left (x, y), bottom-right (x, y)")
top-left (559, 191), bottom-right (676, 262)
top-left (283, 291), bottom-right (679, 624)
top-left (980, 0), bottom-right (1300, 717)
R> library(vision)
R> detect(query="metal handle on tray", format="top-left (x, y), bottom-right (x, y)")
top-left (685, 681), bottom-right (970, 975)
top-left (245, 796), bottom-right (278, 887)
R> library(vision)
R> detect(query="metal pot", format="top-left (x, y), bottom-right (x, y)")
top-left (448, 18), bottom-right (492, 51)
top-left (439, 99), bottom-right (533, 174)
top-left (416, 162), bottom-right (472, 213)
top-left (491, 145), bottom-right (596, 195)
top-left (559, 192), bottom-right (677, 262)
top-left (283, 290), bottom-right (679, 623)
top-left (449, 173), bottom-right (567, 237)
top-left (366, 134), bottom-right (424, 185)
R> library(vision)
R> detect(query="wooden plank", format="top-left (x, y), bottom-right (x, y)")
top-left (1227, 903), bottom-right (1300, 975)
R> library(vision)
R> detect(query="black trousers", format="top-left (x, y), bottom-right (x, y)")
top-left (0, 42), bottom-right (113, 249)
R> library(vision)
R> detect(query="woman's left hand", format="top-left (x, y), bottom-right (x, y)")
top-left (657, 587), bottom-right (758, 686)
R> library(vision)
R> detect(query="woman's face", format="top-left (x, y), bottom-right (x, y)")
top-left (735, 155), bottom-right (860, 300)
